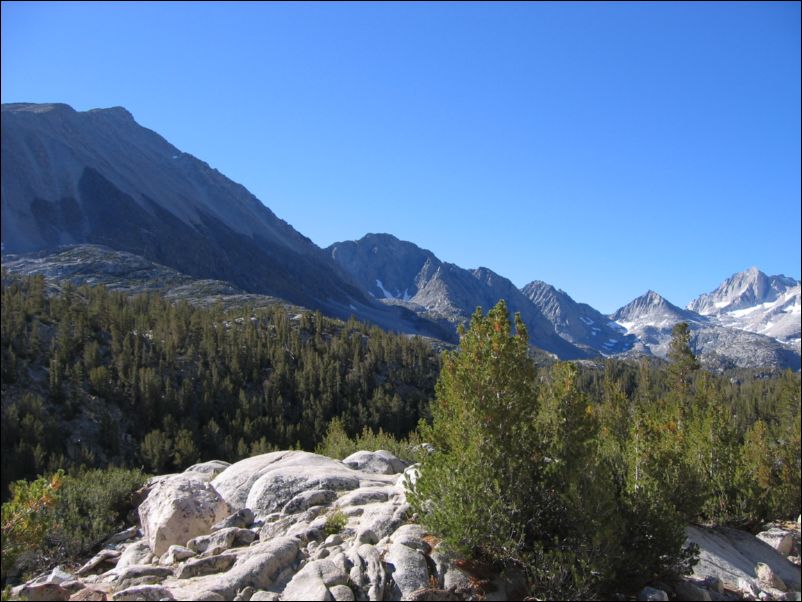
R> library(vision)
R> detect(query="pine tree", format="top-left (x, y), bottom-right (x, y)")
top-left (667, 322), bottom-right (699, 395)
top-left (409, 300), bottom-right (540, 562)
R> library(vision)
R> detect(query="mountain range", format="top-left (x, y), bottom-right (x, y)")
top-left (0, 102), bottom-right (454, 342)
top-left (2, 103), bottom-right (799, 370)
top-left (327, 234), bottom-right (587, 359)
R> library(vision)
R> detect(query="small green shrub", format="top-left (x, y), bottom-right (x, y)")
top-left (324, 509), bottom-right (347, 536)
top-left (315, 417), bottom-right (354, 460)
top-left (2, 466), bottom-right (148, 582)
top-left (315, 416), bottom-right (425, 464)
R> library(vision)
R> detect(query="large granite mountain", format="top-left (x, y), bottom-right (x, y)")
top-left (328, 234), bottom-right (589, 359)
top-left (0, 103), bottom-right (449, 339)
top-left (688, 267), bottom-right (801, 346)
top-left (521, 280), bottom-right (637, 355)
top-left (611, 290), bottom-right (799, 370)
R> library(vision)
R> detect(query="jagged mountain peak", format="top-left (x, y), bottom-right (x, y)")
top-left (522, 281), bottom-right (564, 307)
top-left (614, 290), bottom-right (676, 315)
top-left (359, 232), bottom-right (404, 244)
top-left (610, 291), bottom-right (702, 333)
top-left (643, 289), bottom-right (667, 303)
top-left (688, 267), bottom-right (801, 345)
top-left (607, 287), bottom-right (799, 370)
top-left (327, 234), bottom-right (437, 303)
top-left (471, 266), bottom-right (504, 286)
top-left (688, 267), bottom-right (799, 316)
top-left (524, 280), bottom-right (562, 294)
top-left (333, 233), bottom-right (434, 258)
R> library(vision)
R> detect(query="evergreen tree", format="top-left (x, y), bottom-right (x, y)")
top-left (667, 322), bottom-right (700, 395)
top-left (410, 301), bottom-right (541, 563)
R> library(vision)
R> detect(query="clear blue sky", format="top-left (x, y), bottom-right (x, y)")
top-left (2, 1), bottom-right (800, 313)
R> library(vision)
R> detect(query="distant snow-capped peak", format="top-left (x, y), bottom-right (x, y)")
top-left (688, 268), bottom-right (801, 344)
top-left (688, 267), bottom-right (798, 316)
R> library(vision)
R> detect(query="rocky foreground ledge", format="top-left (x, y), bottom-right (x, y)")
top-left (10, 450), bottom-right (802, 601)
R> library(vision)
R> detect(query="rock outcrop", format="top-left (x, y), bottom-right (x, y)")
top-left (685, 524), bottom-right (801, 600)
top-left (15, 450), bottom-right (488, 601)
top-left (11, 451), bottom-right (802, 602)
top-left (138, 474), bottom-right (231, 556)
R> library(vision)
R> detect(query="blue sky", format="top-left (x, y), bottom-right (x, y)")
top-left (2, 1), bottom-right (800, 313)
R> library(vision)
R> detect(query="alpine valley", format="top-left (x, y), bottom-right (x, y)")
top-left (2, 103), bottom-right (800, 371)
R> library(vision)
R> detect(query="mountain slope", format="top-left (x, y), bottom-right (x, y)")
top-left (521, 280), bottom-right (637, 354)
top-left (688, 267), bottom-right (801, 345)
top-left (0, 244), bottom-right (288, 310)
top-left (328, 234), bottom-right (589, 359)
top-left (612, 290), bottom-right (799, 370)
top-left (0, 103), bottom-right (449, 339)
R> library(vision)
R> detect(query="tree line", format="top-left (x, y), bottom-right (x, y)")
top-left (1, 271), bottom-right (439, 497)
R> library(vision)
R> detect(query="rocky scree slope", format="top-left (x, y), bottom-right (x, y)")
top-left (0, 103), bottom-right (448, 340)
top-left (11, 450), bottom-right (801, 602)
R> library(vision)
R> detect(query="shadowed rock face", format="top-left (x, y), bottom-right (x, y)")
top-left (1, 103), bottom-right (450, 339)
top-left (328, 234), bottom-right (590, 360)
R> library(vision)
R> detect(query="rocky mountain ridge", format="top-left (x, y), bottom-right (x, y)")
top-left (2, 103), bottom-right (799, 369)
top-left (328, 234), bottom-right (593, 360)
top-left (330, 234), bottom-right (800, 370)
top-left (522, 280), bottom-right (637, 355)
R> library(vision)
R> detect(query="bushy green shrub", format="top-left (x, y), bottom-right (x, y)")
top-left (736, 417), bottom-right (801, 523)
top-left (1, 464), bottom-right (148, 584)
top-left (315, 417), bottom-right (354, 460)
top-left (409, 302), bottom-right (550, 586)
top-left (48, 466), bottom-right (147, 560)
